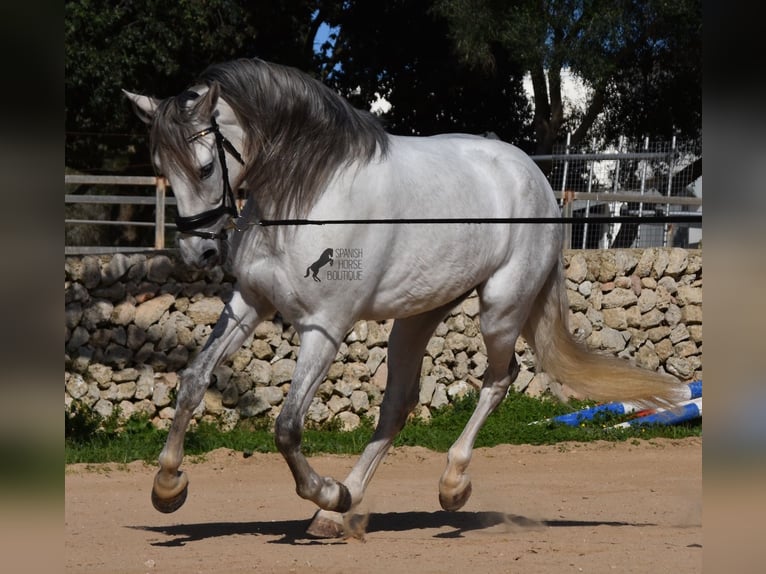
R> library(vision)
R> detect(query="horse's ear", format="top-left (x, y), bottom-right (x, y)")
top-left (195, 82), bottom-right (220, 119)
top-left (123, 90), bottom-right (160, 125)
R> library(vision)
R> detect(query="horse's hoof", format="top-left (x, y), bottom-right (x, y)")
top-left (151, 471), bottom-right (189, 513)
top-left (306, 510), bottom-right (345, 539)
top-left (439, 478), bottom-right (473, 511)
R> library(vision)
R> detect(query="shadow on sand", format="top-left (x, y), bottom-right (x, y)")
top-left (132, 510), bottom-right (654, 547)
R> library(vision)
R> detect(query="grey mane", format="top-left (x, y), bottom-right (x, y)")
top-left (198, 58), bottom-right (390, 219)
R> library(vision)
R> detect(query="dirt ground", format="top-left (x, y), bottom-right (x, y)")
top-left (65, 437), bottom-right (701, 573)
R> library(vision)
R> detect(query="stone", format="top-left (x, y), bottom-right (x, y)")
top-left (577, 280), bottom-right (592, 297)
top-left (134, 294), bottom-right (175, 330)
top-left (461, 296), bottom-right (480, 317)
top-left (366, 347), bottom-right (386, 376)
top-left (419, 375), bottom-right (437, 405)
top-left (566, 253), bottom-right (588, 283)
top-left (116, 382), bottom-right (137, 400)
top-left (271, 359), bottom-right (296, 384)
top-left (247, 359), bottom-right (271, 386)
top-left (335, 379), bottom-right (357, 397)
top-left (350, 390), bottom-right (370, 413)
top-left (337, 411), bottom-right (361, 431)
top-left (88, 363), bottom-right (113, 387)
top-left (446, 380), bottom-right (472, 400)
top-left (93, 399), bottom-right (113, 419)
top-left (81, 300), bottom-right (114, 329)
top-left (525, 373), bottom-right (551, 397)
top-left (328, 395), bottom-right (351, 414)
top-left (346, 321), bottom-right (368, 343)
top-left (635, 249), bottom-right (656, 277)
top-left (665, 357), bottom-right (694, 379)
top-left (567, 290), bottom-right (588, 312)
top-left (365, 321), bottom-right (389, 347)
top-left (430, 383), bottom-right (449, 409)
top-left (669, 324), bottom-right (690, 344)
top-left (681, 305), bottom-right (702, 324)
top-left (602, 288), bottom-right (637, 309)
top-left (511, 369), bottom-right (534, 393)
top-left (343, 362), bottom-right (370, 383)
top-left (426, 336), bottom-right (445, 359)
top-left (238, 390), bottom-right (271, 417)
top-left (676, 285), bottom-right (703, 306)
top-left (147, 255), bottom-right (174, 283)
top-left (81, 256), bottom-right (102, 289)
top-left (599, 327), bottom-right (626, 352)
top-left (307, 398), bottom-right (331, 423)
top-left (602, 308), bottom-right (627, 330)
top-left (666, 248), bottom-right (688, 276)
top-left (152, 382), bottom-right (172, 408)
top-left (204, 388), bottom-right (224, 415)
top-left (445, 332), bottom-right (469, 352)
top-left (251, 339), bottom-right (273, 360)
top-left (674, 341), bottom-right (699, 358)
top-left (347, 341), bottom-right (369, 362)
top-left (186, 297), bottom-right (224, 325)
top-left (636, 344), bottom-right (660, 371)
top-left (65, 373), bottom-right (88, 399)
top-left (639, 308), bottom-right (665, 329)
top-left (255, 386), bottom-right (284, 406)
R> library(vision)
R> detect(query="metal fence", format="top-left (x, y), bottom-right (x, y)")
top-left (547, 136), bottom-right (702, 250)
top-left (65, 139), bottom-right (701, 255)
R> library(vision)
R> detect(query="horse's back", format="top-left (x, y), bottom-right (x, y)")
top-left (383, 134), bottom-right (558, 220)
top-left (268, 133), bottom-right (564, 322)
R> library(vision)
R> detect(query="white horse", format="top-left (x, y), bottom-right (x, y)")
top-left (125, 58), bottom-right (686, 538)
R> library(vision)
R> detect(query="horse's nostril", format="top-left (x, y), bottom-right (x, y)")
top-left (202, 248), bottom-right (218, 262)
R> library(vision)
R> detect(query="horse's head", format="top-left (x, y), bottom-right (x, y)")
top-left (124, 84), bottom-right (246, 269)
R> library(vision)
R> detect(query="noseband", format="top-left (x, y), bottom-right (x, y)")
top-left (175, 115), bottom-right (244, 240)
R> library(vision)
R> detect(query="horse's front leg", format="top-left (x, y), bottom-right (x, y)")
top-left (152, 289), bottom-right (269, 513)
top-left (274, 326), bottom-right (350, 512)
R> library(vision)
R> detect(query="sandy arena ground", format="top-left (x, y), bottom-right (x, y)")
top-left (65, 437), bottom-right (701, 573)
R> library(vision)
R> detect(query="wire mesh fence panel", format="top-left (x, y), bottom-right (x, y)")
top-left (547, 137), bottom-right (702, 249)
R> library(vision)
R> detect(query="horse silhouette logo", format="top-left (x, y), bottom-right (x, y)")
top-left (305, 248), bottom-right (334, 281)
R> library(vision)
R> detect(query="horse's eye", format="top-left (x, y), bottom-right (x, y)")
top-left (199, 162), bottom-right (215, 180)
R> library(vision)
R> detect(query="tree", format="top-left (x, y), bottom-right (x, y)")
top-left (65, 0), bottom-right (326, 174)
top-left (433, 0), bottom-right (701, 155)
top-left (320, 0), bottom-right (534, 146)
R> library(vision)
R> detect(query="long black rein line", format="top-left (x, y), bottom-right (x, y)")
top-left (175, 116), bottom-right (244, 239)
top-left (253, 214), bottom-right (702, 227)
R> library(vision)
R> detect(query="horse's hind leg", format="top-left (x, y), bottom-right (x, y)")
top-left (308, 301), bottom-right (463, 538)
top-left (438, 271), bottom-right (544, 511)
top-left (152, 289), bottom-right (268, 512)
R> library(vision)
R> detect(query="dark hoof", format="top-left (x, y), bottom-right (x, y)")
top-left (306, 510), bottom-right (345, 539)
top-left (439, 480), bottom-right (472, 512)
top-left (152, 484), bottom-right (188, 513)
top-left (151, 470), bottom-right (189, 513)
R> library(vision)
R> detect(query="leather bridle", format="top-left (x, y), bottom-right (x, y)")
top-left (175, 115), bottom-right (244, 240)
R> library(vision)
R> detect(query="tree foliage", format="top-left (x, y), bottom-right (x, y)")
top-left (433, 0), bottom-right (701, 153)
top-left (320, 0), bottom-right (534, 146)
top-left (65, 0), bottom-right (322, 173)
top-left (65, 0), bottom-right (701, 173)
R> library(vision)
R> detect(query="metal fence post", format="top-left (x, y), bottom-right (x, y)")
top-left (560, 132), bottom-right (572, 249)
top-left (662, 136), bottom-right (677, 247)
top-left (155, 177), bottom-right (166, 249)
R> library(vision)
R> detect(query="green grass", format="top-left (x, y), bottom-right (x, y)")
top-left (65, 391), bottom-right (701, 465)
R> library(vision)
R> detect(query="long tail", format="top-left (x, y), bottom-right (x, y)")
top-left (521, 259), bottom-right (687, 406)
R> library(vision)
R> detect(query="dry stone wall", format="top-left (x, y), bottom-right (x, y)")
top-left (64, 248), bottom-right (702, 431)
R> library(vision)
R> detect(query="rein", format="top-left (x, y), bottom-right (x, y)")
top-left (175, 115), bottom-right (244, 240)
